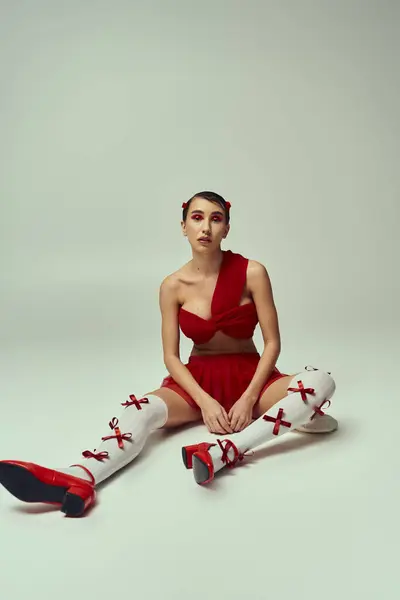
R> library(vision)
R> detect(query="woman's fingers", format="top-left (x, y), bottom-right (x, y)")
top-left (219, 415), bottom-right (231, 434)
top-left (209, 417), bottom-right (223, 434)
top-left (219, 414), bottom-right (230, 433)
top-left (231, 408), bottom-right (242, 431)
top-left (205, 418), bottom-right (214, 433)
top-left (220, 409), bottom-right (234, 433)
top-left (204, 405), bottom-right (235, 434)
top-left (230, 415), bottom-right (239, 431)
top-left (207, 410), bottom-right (251, 434)
top-left (235, 415), bottom-right (247, 432)
top-left (237, 419), bottom-right (246, 432)
top-left (205, 413), bottom-right (219, 433)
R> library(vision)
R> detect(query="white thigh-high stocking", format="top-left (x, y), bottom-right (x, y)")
top-left (187, 369), bottom-right (336, 484)
top-left (61, 393), bottom-right (168, 485)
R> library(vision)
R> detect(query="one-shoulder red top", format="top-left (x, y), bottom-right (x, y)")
top-left (178, 250), bottom-right (259, 345)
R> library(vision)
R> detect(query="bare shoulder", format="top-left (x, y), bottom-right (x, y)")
top-left (160, 272), bottom-right (180, 291)
top-left (247, 259), bottom-right (270, 282)
top-left (159, 261), bottom-right (191, 304)
top-left (245, 259), bottom-right (274, 298)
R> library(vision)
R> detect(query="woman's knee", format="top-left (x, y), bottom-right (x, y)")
top-left (253, 367), bottom-right (336, 418)
top-left (144, 388), bottom-right (201, 428)
top-left (253, 374), bottom-right (295, 417)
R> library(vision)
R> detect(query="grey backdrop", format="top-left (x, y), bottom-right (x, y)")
top-left (1, 2), bottom-right (399, 600)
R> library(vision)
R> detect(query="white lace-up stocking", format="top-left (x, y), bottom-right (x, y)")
top-left (59, 393), bottom-right (168, 485)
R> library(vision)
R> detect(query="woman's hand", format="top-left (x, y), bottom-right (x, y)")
top-left (228, 396), bottom-right (254, 432)
top-left (200, 396), bottom-right (234, 434)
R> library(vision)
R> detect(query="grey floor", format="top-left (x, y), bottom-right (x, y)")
top-left (0, 328), bottom-right (397, 600)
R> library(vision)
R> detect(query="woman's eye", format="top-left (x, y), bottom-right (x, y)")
top-left (191, 215), bottom-right (222, 222)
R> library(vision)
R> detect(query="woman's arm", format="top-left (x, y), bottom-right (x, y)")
top-left (242, 260), bottom-right (281, 405)
top-left (159, 275), bottom-right (209, 408)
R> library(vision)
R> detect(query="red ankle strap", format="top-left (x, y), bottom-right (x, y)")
top-left (69, 464), bottom-right (95, 485)
top-left (217, 439), bottom-right (250, 468)
top-left (310, 398), bottom-right (331, 420)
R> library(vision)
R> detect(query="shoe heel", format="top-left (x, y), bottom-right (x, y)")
top-left (61, 485), bottom-right (95, 518)
top-left (182, 444), bottom-right (200, 469)
top-left (192, 451), bottom-right (214, 485)
top-left (182, 442), bottom-right (215, 469)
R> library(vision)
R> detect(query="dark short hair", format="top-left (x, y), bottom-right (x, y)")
top-left (182, 191), bottom-right (230, 224)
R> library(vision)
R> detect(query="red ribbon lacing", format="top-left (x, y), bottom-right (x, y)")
top-left (121, 394), bottom-right (150, 410)
top-left (82, 449), bottom-right (109, 461)
top-left (81, 397), bottom-right (145, 460)
top-left (81, 418), bottom-right (132, 460)
top-left (263, 407), bottom-right (292, 435)
top-left (101, 417), bottom-right (133, 449)
top-left (310, 398), bottom-right (331, 420)
top-left (217, 439), bottom-right (252, 468)
top-left (287, 380), bottom-right (315, 403)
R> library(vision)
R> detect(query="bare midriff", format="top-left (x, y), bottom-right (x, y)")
top-left (190, 332), bottom-right (259, 357)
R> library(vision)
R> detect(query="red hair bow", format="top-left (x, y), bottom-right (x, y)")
top-left (182, 202), bottom-right (188, 209)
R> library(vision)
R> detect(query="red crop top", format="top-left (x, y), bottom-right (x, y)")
top-left (178, 250), bottom-right (259, 345)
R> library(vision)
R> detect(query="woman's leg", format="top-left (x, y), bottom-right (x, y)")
top-left (149, 388), bottom-right (201, 428)
top-left (183, 367), bottom-right (337, 485)
top-left (0, 387), bottom-right (201, 516)
top-left (254, 373), bottom-right (338, 433)
top-left (65, 388), bottom-right (200, 483)
top-left (253, 374), bottom-right (298, 418)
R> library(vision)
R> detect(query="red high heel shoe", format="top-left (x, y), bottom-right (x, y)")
top-left (183, 439), bottom-right (247, 485)
top-left (181, 442), bottom-right (215, 469)
top-left (192, 447), bottom-right (216, 485)
top-left (0, 460), bottom-right (95, 517)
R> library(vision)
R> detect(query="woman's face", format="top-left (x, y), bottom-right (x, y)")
top-left (181, 197), bottom-right (230, 250)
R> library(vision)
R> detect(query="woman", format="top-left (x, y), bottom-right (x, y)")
top-left (0, 191), bottom-right (337, 517)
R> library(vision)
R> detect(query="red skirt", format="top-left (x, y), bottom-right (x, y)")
top-left (160, 353), bottom-right (288, 412)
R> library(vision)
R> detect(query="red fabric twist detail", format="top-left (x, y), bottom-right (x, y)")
top-left (288, 380), bottom-right (315, 403)
top-left (263, 408), bottom-right (292, 435)
top-left (121, 394), bottom-right (150, 410)
top-left (310, 399), bottom-right (331, 420)
top-left (182, 202), bottom-right (188, 209)
top-left (82, 449), bottom-right (109, 461)
top-left (216, 439), bottom-right (249, 468)
top-left (101, 417), bottom-right (133, 449)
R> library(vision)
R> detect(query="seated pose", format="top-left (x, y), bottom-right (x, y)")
top-left (0, 192), bottom-right (337, 517)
